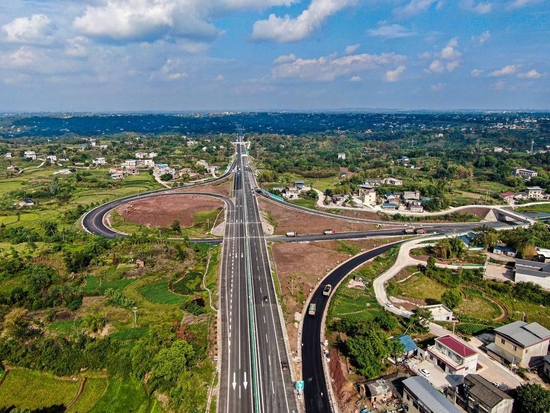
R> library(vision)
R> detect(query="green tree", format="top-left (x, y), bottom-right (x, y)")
top-left (160, 173), bottom-right (173, 181)
top-left (408, 307), bottom-right (433, 333)
top-left (170, 220), bottom-right (181, 233)
top-left (514, 384), bottom-right (550, 413)
top-left (151, 340), bottom-right (195, 385)
top-left (441, 289), bottom-right (462, 310)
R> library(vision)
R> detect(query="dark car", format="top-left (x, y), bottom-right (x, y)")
top-left (263, 295), bottom-right (268, 302)
top-left (281, 361), bottom-right (289, 371)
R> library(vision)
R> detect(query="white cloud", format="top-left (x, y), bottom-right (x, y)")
top-left (65, 37), bottom-right (89, 57)
top-left (427, 38), bottom-right (462, 73)
top-left (216, 74), bottom-right (224, 81)
top-left (491, 79), bottom-right (506, 90)
top-left (489, 65), bottom-right (517, 77)
top-left (471, 30), bottom-right (490, 45)
top-left (350, 76), bottom-right (361, 82)
top-left (462, 0), bottom-right (492, 14)
top-left (273, 53), bottom-right (297, 64)
top-left (251, 0), bottom-right (356, 43)
top-left (368, 24), bottom-right (416, 39)
top-left (394, 0), bottom-right (440, 18)
top-left (470, 69), bottom-right (483, 77)
top-left (344, 44), bottom-right (360, 54)
top-left (418, 51), bottom-right (432, 60)
top-left (431, 83), bottom-right (444, 91)
top-left (428, 59), bottom-right (444, 73)
top-left (440, 38), bottom-right (461, 60)
top-left (272, 51), bottom-right (407, 81)
top-left (0, 46), bottom-right (36, 68)
top-left (73, 0), bottom-right (299, 43)
top-left (517, 69), bottom-right (542, 79)
top-left (509, 0), bottom-right (542, 9)
top-left (2, 14), bottom-right (54, 45)
top-left (150, 58), bottom-right (187, 82)
top-left (384, 65), bottom-right (406, 82)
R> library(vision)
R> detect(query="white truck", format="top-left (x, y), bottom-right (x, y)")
top-left (308, 303), bottom-right (316, 316)
top-left (286, 231), bottom-right (297, 237)
top-left (323, 229), bottom-right (335, 235)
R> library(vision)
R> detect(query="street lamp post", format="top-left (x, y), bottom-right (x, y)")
top-left (132, 307), bottom-right (138, 326)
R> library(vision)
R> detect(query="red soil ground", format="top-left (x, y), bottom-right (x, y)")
top-left (117, 194), bottom-right (223, 227)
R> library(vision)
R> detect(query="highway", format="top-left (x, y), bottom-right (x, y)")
top-left (219, 135), bottom-right (297, 413)
top-left (301, 243), bottom-right (399, 412)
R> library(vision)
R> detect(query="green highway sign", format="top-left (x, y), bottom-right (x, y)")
top-left (295, 381), bottom-right (304, 391)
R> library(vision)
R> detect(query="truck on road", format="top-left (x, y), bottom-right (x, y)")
top-left (404, 228), bottom-right (415, 234)
top-left (286, 231), bottom-right (297, 237)
top-left (308, 303), bottom-right (316, 316)
top-left (323, 229), bottom-right (335, 235)
top-left (414, 228), bottom-right (427, 234)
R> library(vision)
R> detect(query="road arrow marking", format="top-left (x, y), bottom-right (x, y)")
top-left (233, 372), bottom-right (236, 390)
top-left (244, 372), bottom-right (248, 390)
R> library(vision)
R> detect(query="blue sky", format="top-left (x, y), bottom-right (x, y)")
top-left (0, 0), bottom-right (548, 112)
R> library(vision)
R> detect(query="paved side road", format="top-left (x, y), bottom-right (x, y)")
top-left (372, 235), bottom-right (524, 390)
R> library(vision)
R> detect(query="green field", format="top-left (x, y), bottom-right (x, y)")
top-left (67, 378), bottom-right (109, 413)
top-left (82, 275), bottom-right (137, 295)
top-left (88, 379), bottom-right (151, 413)
top-left (328, 284), bottom-right (380, 322)
top-left (0, 369), bottom-right (80, 409)
top-left (138, 279), bottom-right (187, 305)
top-left (396, 275), bottom-right (503, 321)
top-left (516, 203), bottom-right (550, 213)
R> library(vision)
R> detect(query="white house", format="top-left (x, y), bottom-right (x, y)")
top-left (514, 259), bottom-right (550, 289)
top-left (421, 304), bottom-right (458, 322)
top-left (24, 150), bottom-right (37, 160)
top-left (123, 159), bottom-right (137, 168)
top-left (93, 157), bottom-right (107, 165)
top-left (526, 186), bottom-right (544, 199)
top-left (384, 177), bottom-right (403, 186)
top-left (426, 335), bottom-right (478, 376)
top-left (46, 155), bottom-right (57, 162)
top-left (358, 185), bottom-right (377, 206)
top-left (513, 167), bottom-right (538, 180)
top-left (337, 152), bottom-right (346, 160)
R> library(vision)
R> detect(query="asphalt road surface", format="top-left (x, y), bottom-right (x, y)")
top-left (301, 243), bottom-right (399, 413)
top-left (219, 136), bottom-right (297, 413)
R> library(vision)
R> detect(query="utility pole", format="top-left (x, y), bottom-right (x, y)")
top-left (132, 307), bottom-right (138, 326)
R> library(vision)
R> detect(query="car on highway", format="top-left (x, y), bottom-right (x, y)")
top-left (322, 284), bottom-right (332, 296)
top-left (385, 301), bottom-right (394, 308)
top-left (281, 361), bottom-right (289, 371)
top-left (418, 368), bottom-right (430, 377)
top-left (263, 295), bottom-right (268, 302)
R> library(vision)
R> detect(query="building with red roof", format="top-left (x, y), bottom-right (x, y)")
top-left (427, 335), bottom-right (478, 376)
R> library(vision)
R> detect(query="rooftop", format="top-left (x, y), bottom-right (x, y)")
top-left (436, 335), bottom-right (477, 358)
top-left (403, 376), bottom-right (462, 413)
top-left (397, 334), bottom-right (418, 354)
top-left (366, 379), bottom-right (392, 397)
top-left (463, 374), bottom-right (512, 408)
top-left (494, 320), bottom-right (550, 347)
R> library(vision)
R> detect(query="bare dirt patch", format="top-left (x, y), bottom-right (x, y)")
top-left (259, 198), bottom-right (378, 235)
top-left (117, 195), bottom-right (224, 228)
top-left (178, 180), bottom-right (232, 197)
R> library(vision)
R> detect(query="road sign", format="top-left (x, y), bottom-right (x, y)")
top-left (295, 381), bottom-right (304, 391)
